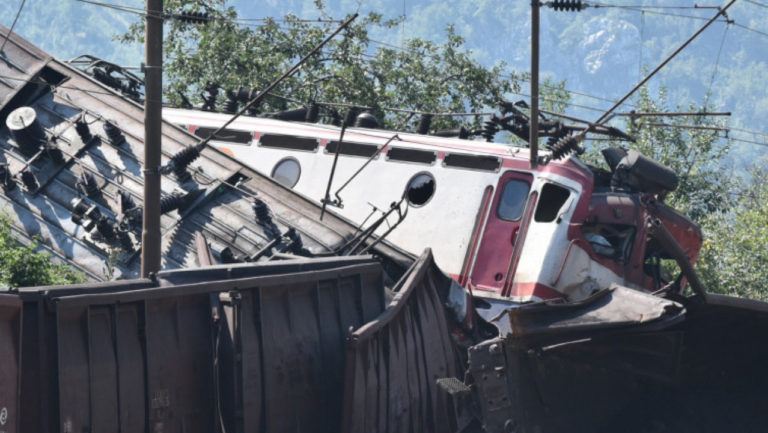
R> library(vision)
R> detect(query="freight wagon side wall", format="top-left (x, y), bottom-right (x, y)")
top-left (12, 257), bottom-right (386, 433)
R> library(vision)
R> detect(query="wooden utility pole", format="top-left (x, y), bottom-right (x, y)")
top-left (530, 0), bottom-right (540, 169)
top-left (142, 0), bottom-right (162, 277)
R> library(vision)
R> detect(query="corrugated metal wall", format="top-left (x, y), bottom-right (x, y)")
top-left (9, 257), bottom-right (388, 433)
top-left (0, 295), bottom-right (22, 433)
top-left (341, 250), bottom-right (461, 433)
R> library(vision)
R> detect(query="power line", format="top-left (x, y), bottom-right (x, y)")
top-left (731, 22), bottom-right (768, 38)
top-left (705, 23), bottom-right (729, 105)
top-left (600, 5), bottom-right (768, 40)
top-left (726, 136), bottom-right (768, 147)
top-left (729, 126), bottom-right (768, 140)
top-left (0, 73), bottom-right (128, 97)
top-left (73, 0), bottom-right (342, 26)
top-left (0, 0), bottom-right (27, 55)
top-left (73, 0), bottom-right (145, 16)
top-left (590, 3), bottom-right (721, 10)
top-left (744, 0), bottom-right (768, 9)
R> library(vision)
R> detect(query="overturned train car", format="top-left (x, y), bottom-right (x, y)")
top-left (2, 250), bottom-right (768, 432)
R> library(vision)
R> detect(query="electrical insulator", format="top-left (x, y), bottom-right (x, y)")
top-left (117, 230), bottom-right (133, 251)
top-left (268, 107), bottom-right (309, 121)
top-left (219, 247), bottom-right (240, 264)
top-left (46, 142), bottom-right (65, 164)
top-left (343, 108), bottom-right (359, 127)
top-left (223, 90), bottom-right (239, 113)
top-left (201, 83), bottom-right (219, 111)
top-left (548, 134), bottom-right (583, 160)
top-left (20, 170), bottom-right (38, 190)
top-left (417, 114), bottom-right (433, 135)
top-left (167, 144), bottom-right (203, 180)
top-left (175, 11), bottom-right (210, 24)
top-left (159, 192), bottom-right (186, 215)
top-left (0, 164), bottom-right (15, 191)
top-left (305, 102), bottom-right (319, 123)
top-left (481, 120), bottom-right (499, 142)
top-left (285, 228), bottom-right (308, 256)
top-left (118, 190), bottom-right (137, 211)
top-left (253, 198), bottom-right (272, 224)
top-left (77, 172), bottom-right (100, 197)
top-left (548, 0), bottom-right (584, 12)
top-left (75, 116), bottom-right (92, 142)
top-left (96, 217), bottom-right (117, 242)
top-left (253, 198), bottom-right (280, 238)
top-left (103, 121), bottom-right (126, 146)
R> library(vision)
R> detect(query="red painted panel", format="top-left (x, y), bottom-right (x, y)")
top-left (470, 171), bottom-right (533, 293)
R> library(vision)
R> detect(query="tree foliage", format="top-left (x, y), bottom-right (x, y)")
top-left (120, 0), bottom-right (522, 131)
top-left (0, 215), bottom-right (84, 288)
top-left (698, 162), bottom-right (768, 300)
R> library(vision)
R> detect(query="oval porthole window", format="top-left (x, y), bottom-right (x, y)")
top-left (271, 157), bottom-right (301, 188)
top-left (404, 172), bottom-right (436, 207)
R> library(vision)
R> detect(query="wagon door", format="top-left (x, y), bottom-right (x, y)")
top-left (469, 171), bottom-right (533, 293)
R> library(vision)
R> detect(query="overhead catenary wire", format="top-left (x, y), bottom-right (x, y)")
top-left (10, 2), bottom-right (764, 150)
top-left (76, 0), bottom-right (749, 119)
top-left (743, 0), bottom-right (768, 9)
top-left (73, 0), bottom-right (341, 26)
top-left (12, 70), bottom-right (762, 150)
top-left (0, 0), bottom-right (27, 55)
top-left (589, 2), bottom-right (721, 10)
top-left (592, 5), bottom-right (768, 40)
top-left (705, 23), bottom-right (730, 106)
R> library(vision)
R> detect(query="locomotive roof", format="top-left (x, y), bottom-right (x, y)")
top-left (0, 25), bottom-right (412, 281)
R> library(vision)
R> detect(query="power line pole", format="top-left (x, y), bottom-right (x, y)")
top-left (142, 0), bottom-right (162, 277)
top-left (530, 0), bottom-right (540, 169)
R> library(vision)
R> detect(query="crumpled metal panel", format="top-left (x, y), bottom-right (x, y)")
top-left (341, 249), bottom-right (460, 433)
top-left (0, 295), bottom-right (21, 433)
top-left (503, 284), bottom-right (685, 340)
top-left (468, 286), bottom-right (690, 433)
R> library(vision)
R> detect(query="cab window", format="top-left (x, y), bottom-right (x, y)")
top-left (497, 179), bottom-right (530, 221)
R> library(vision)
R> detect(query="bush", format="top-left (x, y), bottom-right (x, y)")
top-left (0, 215), bottom-right (84, 287)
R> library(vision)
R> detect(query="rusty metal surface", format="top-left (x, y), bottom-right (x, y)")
top-left (222, 261), bottom-right (385, 433)
top-left (463, 291), bottom-right (768, 433)
top-left (341, 249), bottom-right (460, 433)
top-left (0, 25), bottom-right (413, 282)
top-left (468, 332), bottom-right (686, 432)
top-left (646, 217), bottom-right (707, 300)
top-left (12, 257), bottom-right (386, 433)
top-left (0, 295), bottom-right (21, 433)
top-left (503, 284), bottom-right (686, 339)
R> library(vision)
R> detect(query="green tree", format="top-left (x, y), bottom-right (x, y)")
top-left (119, 0), bottom-right (522, 131)
top-left (0, 215), bottom-right (84, 288)
top-left (698, 162), bottom-right (768, 300)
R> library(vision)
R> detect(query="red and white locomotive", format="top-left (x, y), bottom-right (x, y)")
top-left (164, 107), bottom-right (701, 303)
